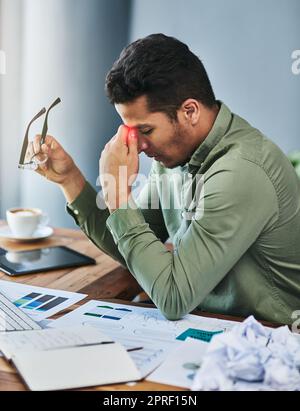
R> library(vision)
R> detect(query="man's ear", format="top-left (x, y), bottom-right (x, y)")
top-left (181, 99), bottom-right (200, 126)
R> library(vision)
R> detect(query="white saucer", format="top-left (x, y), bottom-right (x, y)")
top-left (0, 225), bottom-right (53, 242)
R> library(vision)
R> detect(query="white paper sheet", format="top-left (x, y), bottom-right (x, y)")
top-left (51, 300), bottom-right (237, 378)
top-left (147, 338), bottom-right (208, 388)
top-left (0, 279), bottom-right (86, 321)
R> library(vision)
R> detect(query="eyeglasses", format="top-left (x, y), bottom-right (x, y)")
top-left (18, 97), bottom-right (61, 170)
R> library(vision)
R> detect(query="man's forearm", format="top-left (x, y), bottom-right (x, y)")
top-left (65, 180), bottom-right (128, 268)
top-left (59, 167), bottom-right (86, 204)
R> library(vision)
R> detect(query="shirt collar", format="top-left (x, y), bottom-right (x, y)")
top-left (188, 101), bottom-right (232, 168)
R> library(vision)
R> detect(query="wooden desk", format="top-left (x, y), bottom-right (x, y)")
top-left (0, 222), bottom-right (278, 391)
top-left (0, 223), bottom-right (182, 391)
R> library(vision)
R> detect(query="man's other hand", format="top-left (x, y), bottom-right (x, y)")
top-left (33, 134), bottom-right (85, 203)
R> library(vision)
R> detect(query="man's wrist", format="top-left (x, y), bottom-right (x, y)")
top-left (60, 167), bottom-right (86, 204)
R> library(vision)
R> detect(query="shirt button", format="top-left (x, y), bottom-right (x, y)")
top-left (74, 210), bottom-right (79, 216)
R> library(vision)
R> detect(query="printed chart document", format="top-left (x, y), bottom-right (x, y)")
top-left (52, 300), bottom-right (237, 378)
top-left (0, 279), bottom-right (86, 321)
top-left (0, 325), bottom-right (140, 391)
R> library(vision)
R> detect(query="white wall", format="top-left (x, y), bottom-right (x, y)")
top-left (0, 0), bottom-right (23, 213)
top-left (130, 0), bottom-right (300, 175)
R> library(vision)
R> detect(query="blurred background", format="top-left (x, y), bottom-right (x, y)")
top-left (0, 0), bottom-right (299, 228)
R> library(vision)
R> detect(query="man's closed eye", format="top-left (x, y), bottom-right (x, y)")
top-left (141, 129), bottom-right (153, 136)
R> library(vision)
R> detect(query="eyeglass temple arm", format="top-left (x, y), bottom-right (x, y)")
top-left (40, 97), bottom-right (61, 145)
top-left (18, 107), bottom-right (46, 165)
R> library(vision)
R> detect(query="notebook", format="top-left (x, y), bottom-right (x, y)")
top-left (0, 325), bottom-right (141, 390)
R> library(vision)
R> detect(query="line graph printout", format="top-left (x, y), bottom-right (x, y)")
top-left (52, 300), bottom-right (237, 378)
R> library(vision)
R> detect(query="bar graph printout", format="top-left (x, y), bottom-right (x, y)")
top-left (52, 300), bottom-right (237, 378)
top-left (0, 280), bottom-right (86, 322)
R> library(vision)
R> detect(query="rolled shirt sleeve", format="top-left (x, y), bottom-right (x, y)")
top-left (66, 181), bottom-right (127, 266)
top-left (66, 166), bottom-right (169, 267)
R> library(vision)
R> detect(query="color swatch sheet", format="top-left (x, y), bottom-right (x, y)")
top-left (0, 280), bottom-right (86, 322)
top-left (52, 300), bottom-right (237, 378)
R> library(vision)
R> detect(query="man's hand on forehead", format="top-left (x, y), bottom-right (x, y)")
top-left (113, 125), bottom-right (138, 146)
top-left (99, 124), bottom-right (139, 212)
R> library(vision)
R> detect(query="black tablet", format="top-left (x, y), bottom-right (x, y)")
top-left (0, 246), bottom-right (96, 276)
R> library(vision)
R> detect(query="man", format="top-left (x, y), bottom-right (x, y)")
top-left (34, 34), bottom-right (300, 324)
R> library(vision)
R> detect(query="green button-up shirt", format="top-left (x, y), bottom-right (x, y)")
top-left (67, 102), bottom-right (300, 325)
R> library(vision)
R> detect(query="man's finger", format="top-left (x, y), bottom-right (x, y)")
top-left (128, 128), bottom-right (138, 156)
top-left (44, 135), bottom-right (55, 146)
top-left (41, 144), bottom-right (49, 154)
top-left (33, 135), bottom-right (42, 154)
top-left (34, 134), bottom-right (55, 153)
top-left (38, 162), bottom-right (48, 172)
top-left (116, 125), bottom-right (130, 146)
top-left (40, 144), bottom-right (51, 161)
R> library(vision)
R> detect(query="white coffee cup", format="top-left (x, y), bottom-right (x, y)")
top-left (6, 207), bottom-right (49, 238)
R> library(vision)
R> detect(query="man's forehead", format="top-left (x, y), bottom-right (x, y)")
top-left (115, 96), bottom-right (150, 122)
top-left (115, 96), bottom-right (170, 128)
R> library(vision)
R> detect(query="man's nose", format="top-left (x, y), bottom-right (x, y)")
top-left (138, 137), bottom-right (149, 154)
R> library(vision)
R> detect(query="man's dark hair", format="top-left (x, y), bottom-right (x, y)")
top-left (105, 33), bottom-right (216, 121)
